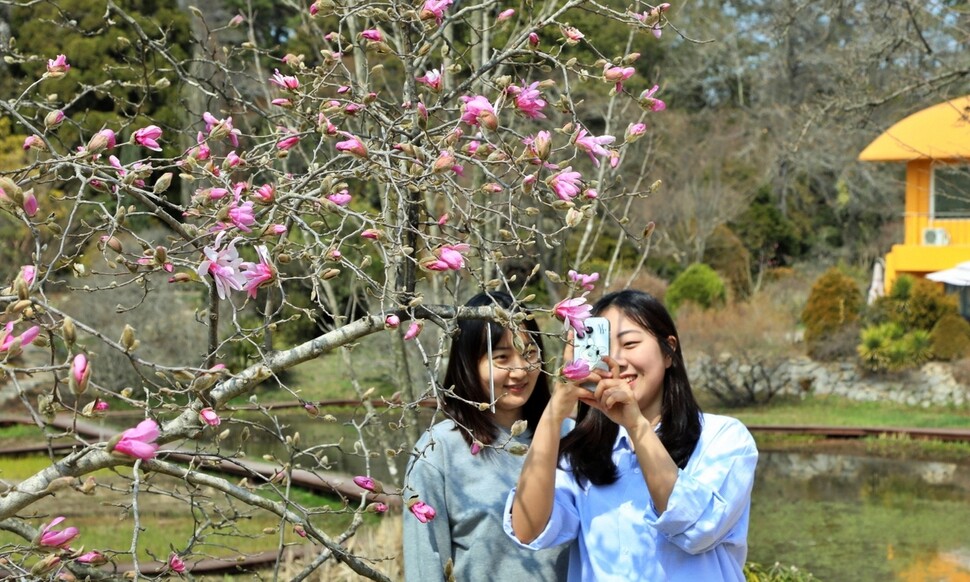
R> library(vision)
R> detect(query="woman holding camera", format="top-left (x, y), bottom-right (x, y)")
top-left (506, 289), bottom-right (758, 581)
top-left (403, 291), bottom-right (570, 581)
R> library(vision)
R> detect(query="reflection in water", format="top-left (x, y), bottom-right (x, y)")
top-left (751, 451), bottom-right (970, 581)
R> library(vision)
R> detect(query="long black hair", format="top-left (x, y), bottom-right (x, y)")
top-left (441, 291), bottom-right (551, 447)
top-left (559, 289), bottom-right (702, 486)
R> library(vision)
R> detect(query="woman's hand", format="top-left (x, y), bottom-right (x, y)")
top-left (584, 356), bottom-right (647, 431)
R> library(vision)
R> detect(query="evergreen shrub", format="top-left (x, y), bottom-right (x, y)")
top-left (665, 263), bottom-right (727, 314)
top-left (930, 312), bottom-right (970, 361)
top-left (801, 267), bottom-right (862, 360)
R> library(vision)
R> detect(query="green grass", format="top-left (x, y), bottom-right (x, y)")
top-left (714, 394), bottom-right (970, 428)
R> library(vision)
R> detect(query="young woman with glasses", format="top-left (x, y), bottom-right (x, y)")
top-left (403, 291), bottom-right (570, 581)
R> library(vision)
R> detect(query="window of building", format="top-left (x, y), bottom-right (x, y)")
top-left (933, 165), bottom-right (970, 219)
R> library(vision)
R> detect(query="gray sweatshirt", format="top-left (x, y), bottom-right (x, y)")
top-left (403, 419), bottom-right (570, 581)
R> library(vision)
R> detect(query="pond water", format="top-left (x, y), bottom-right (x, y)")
top-left (750, 450), bottom-right (970, 581)
top-left (112, 410), bottom-right (970, 580)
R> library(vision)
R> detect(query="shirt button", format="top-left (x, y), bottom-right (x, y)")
top-left (634, 468), bottom-right (641, 474)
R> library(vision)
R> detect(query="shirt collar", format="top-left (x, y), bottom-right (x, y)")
top-left (615, 422), bottom-right (662, 452)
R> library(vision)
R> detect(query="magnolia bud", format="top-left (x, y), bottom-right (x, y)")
top-left (153, 172), bottom-right (173, 194)
top-left (120, 324), bottom-right (137, 352)
top-left (510, 419), bottom-right (528, 437)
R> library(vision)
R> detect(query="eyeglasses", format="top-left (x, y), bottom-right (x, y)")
top-left (491, 348), bottom-right (542, 372)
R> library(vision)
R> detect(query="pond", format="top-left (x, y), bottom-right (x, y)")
top-left (211, 410), bottom-right (970, 580)
top-left (20, 410), bottom-right (969, 579)
top-left (750, 450), bottom-right (970, 581)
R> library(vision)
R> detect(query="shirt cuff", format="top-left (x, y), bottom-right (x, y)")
top-left (502, 487), bottom-right (559, 550)
top-left (651, 469), bottom-right (708, 536)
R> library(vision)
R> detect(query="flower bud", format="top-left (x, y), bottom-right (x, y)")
top-left (153, 172), bottom-right (173, 194)
top-left (120, 324), bottom-right (137, 352)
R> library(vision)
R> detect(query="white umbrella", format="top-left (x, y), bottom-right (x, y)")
top-left (926, 261), bottom-right (970, 286)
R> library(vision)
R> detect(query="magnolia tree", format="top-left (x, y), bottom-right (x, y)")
top-left (0, 0), bottom-right (671, 579)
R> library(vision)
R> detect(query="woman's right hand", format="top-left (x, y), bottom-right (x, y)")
top-left (550, 331), bottom-right (610, 420)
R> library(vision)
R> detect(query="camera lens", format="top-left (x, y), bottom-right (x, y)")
top-left (585, 326), bottom-right (593, 334)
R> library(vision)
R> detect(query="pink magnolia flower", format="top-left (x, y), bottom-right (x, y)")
top-left (409, 500), bottom-right (437, 523)
top-left (335, 133), bottom-right (368, 158)
top-left (37, 516), bottom-right (79, 548)
top-left (353, 475), bottom-right (383, 493)
top-left (77, 551), bottom-right (107, 565)
top-left (603, 64), bottom-right (635, 92)
top-left (433, 150), bottom-right (456, 173)
top-left (94, 399), bottom-right (109, 412)
top-left (272, 98), bottom-right (293, 108)
top-left (197, 231), bottom-right (248, 299)
top-left (554, 296), bottom-right (593, 336)
top-left (574, 128), bottom-right (615, 167)
top-left (523, 130), bottom-right (552, 161)
top-left (23, 135), bottom-right (45, 151)
top-left (86, 129), bottom-right (117, 154)
top-left (507, 81), bottom-right (546, 119)
top-left (403, 321), bottom-right (423, 341)
top-left (327, 189), bottom-right (352, 206)
top-left (361, 229), bottom-right (382, 240)
top-left (625, 122), bottom-right (647, 142)
top-left (269, 69), bottom-right (299, 90)
top-left (584, 187), bottom-right (599, 199)
top-left (568, 270), bottom-right (600, 291)
top-left (294, 524), bottom-right (307, 537)
top-left (228, 199), bottom-right (256, 232)
top-left (199, 408), bottom-right (220, 426)
top-left (548, 167), bottom-right (583, 201)
top-left (267, 224), bottom-right (288, 235)
top-left (360, 29), bottom-right (382, 42)
top-left (497, 8), bottom-right (515, 21)
top-left (111, 419), bottom-right (160, 460)
top-left (254, 183), bottom-right (275, 204)
top-left (460, 95), bottom-right (498, 130)
top-left (169, 553), bottom-right (186, 574)
top-left (228, 13), bottom-right (244, 27)
top-left (437, 213), bottom-right (449, 226)
top-left (561, 25), bottom-right (584, 44)
top-left (202, 112), bottom-right (242, 147)
top-left (276, 131), bottom-right (301, 151)
top-left (635, 3), bottom-right (670, 38)
top-left (46, 54), bottom-right (70, 77)
top-left (21, 265), bottom-right (36, 286)
top-left (470, 441), bottom-right (482, 455)
top-left (44, 110), bottom-right (65, 129)
top-left (420, 0), bottom-right (453, 25)
top-left (639, 85), bottom-right (666, 112)
top-left (385, 314), bottom-right (400, 329)
top-left (562, 359), bottom-right (592, 382)
top-left (133, 125), bottom-right (163, 151)
top-left (309, 2), bottom-right (320, 16)
top-left (416, 68), bottom-right (442, 91)
top-left (528, 32), bottom-right (540, 46)
top-left (367, 502), bottom-right (389, 513)
top-left (22, 191), bottom-right (38, 217)
top-left (191, 131), bottom-right (211, 161)
top-left (241, 245), bottom-right (276, 298)
top-left (70, 353), bottom-right (91, 395)
top-left (0, 322), bottom-right (41, 353)
top-left (426, 243), bottom-right (469, 271)
top-left (225, 151), bottom-right (243, 168)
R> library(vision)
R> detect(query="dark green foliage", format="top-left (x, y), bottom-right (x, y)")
top-left (857, 322), bottom-right (932, 372)
top-left (869, 276), bottom-right (957, 331)
top-left (801, 267), bottom-right (862, 360)
top-left (929, 312), bottom-right (970, 361)
top-left (704, 224), bottom-right (752, 300)
top-left (665, 263), bottom-right (727, 314)
top-left (730, 185), bottom-right (806, 268)
top-left (4, 0), bottom-right (192, 144)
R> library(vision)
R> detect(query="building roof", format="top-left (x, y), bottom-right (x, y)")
top-left (858, 95), bottom-right (970, 162)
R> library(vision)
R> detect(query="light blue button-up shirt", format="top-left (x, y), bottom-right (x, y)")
top-left (503, 413), bottom-right (758, 581)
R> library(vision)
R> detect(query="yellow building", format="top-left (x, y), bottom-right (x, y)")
top-left (858, 95), bottom-right (970, 294)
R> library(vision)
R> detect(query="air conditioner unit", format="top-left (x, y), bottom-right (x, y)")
top-left (922, 227), bottom-right (950, 246)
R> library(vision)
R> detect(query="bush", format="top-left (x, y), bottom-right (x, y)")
top-left (744, 562), bottom-right (819, 582)
top-left (704, 224), bottom-right (752, 300)
top-left (870, 275), bottom-right (957, 331)
top-left (930, 312), bottom-right (970, 360)
top-left (801, 267), bottom-right (862, 360)
top-left (857, 322), bottom-right (932, 372)
top-left (665, 263), bottom-right (727, 314)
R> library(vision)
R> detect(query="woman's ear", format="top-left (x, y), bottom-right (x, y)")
top-left (664, 336), bottom-right (677, 368)
top-left (666, 336), bottom-right (678, 352)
